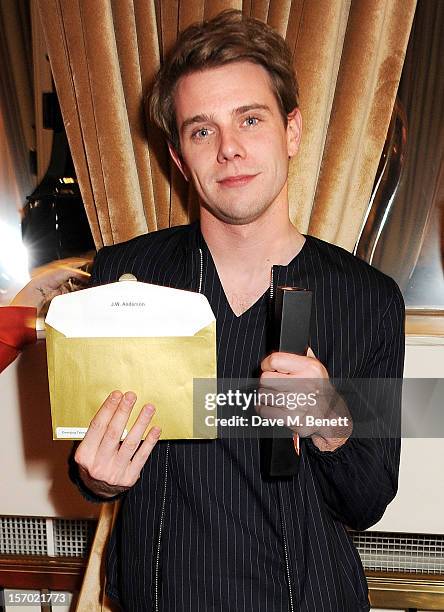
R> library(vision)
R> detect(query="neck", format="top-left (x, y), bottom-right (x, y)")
top-left (199, 199), bottom-right (306, 316)
top-left (200, 204), bottom-right (305, 273)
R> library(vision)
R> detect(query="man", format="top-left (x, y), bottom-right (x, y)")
top-left (72, 10), bottom-right (404, 611)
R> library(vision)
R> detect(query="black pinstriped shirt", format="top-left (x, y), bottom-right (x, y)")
top-left (70, 221), bottom-right (404, 611)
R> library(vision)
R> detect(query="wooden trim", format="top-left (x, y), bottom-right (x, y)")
top-left (406, 310), bottom-right (444, 337)
top-left (0, 555), bottom-right (86, 592)
top-left (2, 556), bottom-right (444, 609)
top-left (367, 570), bottom-right (444, 610)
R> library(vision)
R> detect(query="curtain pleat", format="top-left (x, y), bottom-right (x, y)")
top-left (250, 0), bottom-right (269, 22)
top-left (0, 111), bottom-right (24, 220)
top-left (179, 1), bottom-right (205, 31)
top-left (159, 0), bottom-right (179, 57)
top-left (112, 2), bottom-right (157, 232)
top-left (288, 0), bottom-right (351, 235)
top-left (267, 0), bottom-right (292, 38)
top-left (205, 1), bottom-right (242, 20)
top-left (71, 1), bottom-right (147, 243)
top-left (0, 0), bottom-right (35, 205)
top-left (308, 0), bottom-right (417, 249)
top-left (135, 0), bottom-right (169, 231)
top-left (0, 0), bottom-right (35, 157)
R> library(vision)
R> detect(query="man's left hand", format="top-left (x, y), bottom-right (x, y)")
top-left (258, 349), bottom-right (352, 452)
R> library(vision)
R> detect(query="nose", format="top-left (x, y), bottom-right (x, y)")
top-left (217, 127), bottom-right (247, 163)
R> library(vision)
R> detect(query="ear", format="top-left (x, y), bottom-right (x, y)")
top-left (168, 142), bottom-right (190, 182)
top-left (286, 107), bottom-right (302, 158)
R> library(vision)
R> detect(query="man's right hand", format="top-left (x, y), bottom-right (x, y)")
top-left (74, 390), bottom-right (161, 498)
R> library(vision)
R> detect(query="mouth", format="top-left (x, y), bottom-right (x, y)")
top-left (216, 174), bottom-right (259, 188)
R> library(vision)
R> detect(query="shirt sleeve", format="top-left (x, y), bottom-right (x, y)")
top-left (0, 306), bottom-right (37, 373)
top-left (305, 281), bottom-right (405, 531)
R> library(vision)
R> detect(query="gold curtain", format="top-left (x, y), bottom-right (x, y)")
top-left (37, 0), bottom-right (415, 251)
top-left (0, 0), bottom-right (35, 205)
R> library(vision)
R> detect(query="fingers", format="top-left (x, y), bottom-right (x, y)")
top-left (80, 390), bottom-right (126, 455)
top-left (75, 392), bottom-right (160, 493)
top-left (261, 352), bottom-right (308, 374)
top-left (74, 391), bottom-right (121, 472)
top-left (261, 349), bottom-right (327, 378)
top-left (259, 372), bottom-right (317, 395)
top-left (30, 257), bottom-right (92, 278)
top-left (56, 257), bottom-right (93, 268)
top-left (116, 404), bottom-right (157, 464)
top-left (96, 391), bottom-right (138, 462)
top-left (255, 402), bottom-right (289, 420)
top-left (127, 424), bottom-right (162, 479)
top-left (38, 266), bottom-right (90, 290)
top-left (56, 266), bottom-right (91, 280)
top-left (24, 269), bottom-right (90, 308)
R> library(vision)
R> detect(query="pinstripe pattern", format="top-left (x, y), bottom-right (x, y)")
top-left (70, 221), bottom-right (404, 611)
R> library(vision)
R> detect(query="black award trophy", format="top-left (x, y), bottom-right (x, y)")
top-left (260, 286), bottom-right (313, 478)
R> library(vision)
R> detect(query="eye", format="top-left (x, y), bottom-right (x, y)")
top-left (243, 116), bottom-right (259, 127)
top-left (192, 127), bottom-right (212, 140)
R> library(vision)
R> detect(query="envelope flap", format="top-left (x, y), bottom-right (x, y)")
top-left (45, 281), bottom-right (215, 337)
top-left (45, 320), bottom-right (216, 343)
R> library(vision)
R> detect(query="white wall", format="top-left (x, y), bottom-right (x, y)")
top-left (373, 336), bottom-right (444, 533)
top-left (0, 340), bottom-right (98, 518)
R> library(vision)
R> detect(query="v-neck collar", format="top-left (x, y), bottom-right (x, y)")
top-left (187, 222), bottom-right (311, 319)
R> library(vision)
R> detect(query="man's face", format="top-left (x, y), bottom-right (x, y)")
top-left (170, 61), bottom-right (301, 225)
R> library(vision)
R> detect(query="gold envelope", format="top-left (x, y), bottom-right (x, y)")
top-left (45, 280), bottom-right (217, 440)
